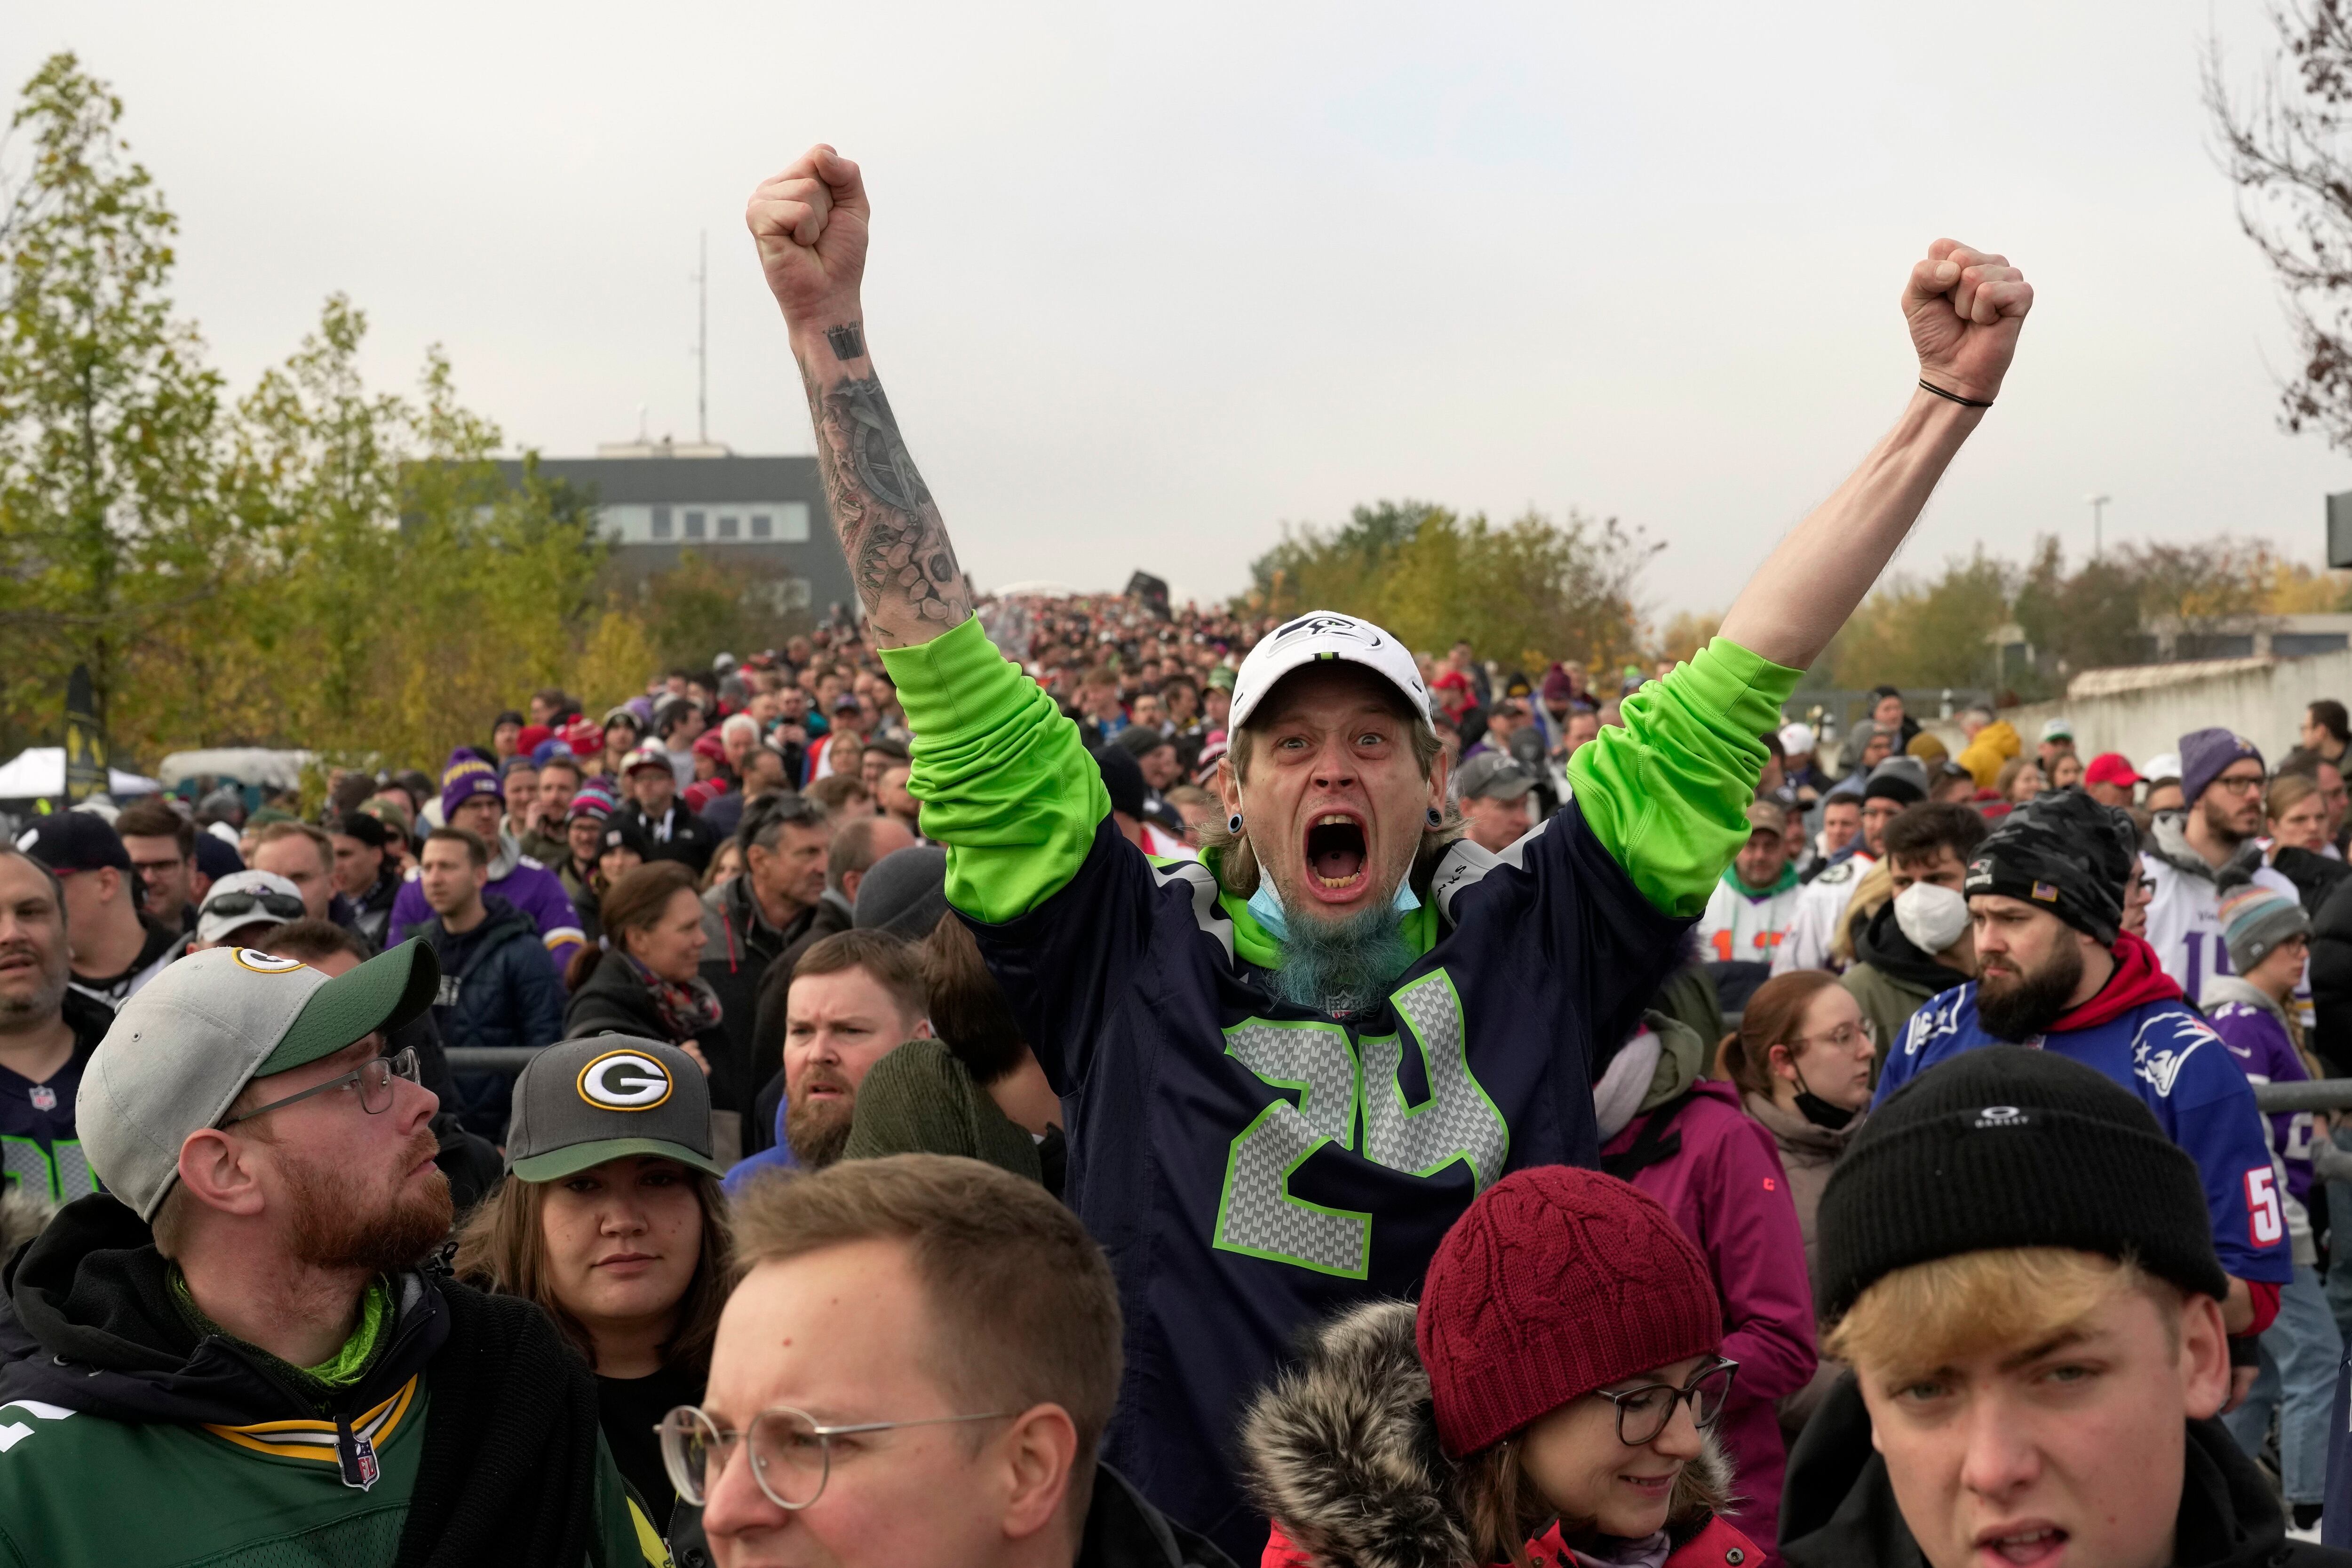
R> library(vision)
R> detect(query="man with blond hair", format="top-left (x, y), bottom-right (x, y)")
top-left (1781, 1047), bottom-right (2350, 1567)
top-left (748, 139), bottom-right (2032, 1554)
top-left (675, 1154), bottom-right (1230, 1568)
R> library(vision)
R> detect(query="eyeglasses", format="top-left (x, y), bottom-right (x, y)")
top-left (658, 1405), bottom-right (1013, 1511)
top-left (202, 890), bottom-right (308, 923)
top-left (225, 1047), bottom-right (419, 1125)
top-left (1593, 1357), bottom-right (1740, 1446)
top-left (2209, 773), bottom-right (2268, 796)
top-left (1796, 1017), bottom-right (1875, 1053)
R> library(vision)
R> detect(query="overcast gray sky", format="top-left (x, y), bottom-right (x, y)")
top-left (12, 1), bottom-right (2348, 618)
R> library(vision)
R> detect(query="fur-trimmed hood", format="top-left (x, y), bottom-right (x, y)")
top-left (1243, 1301), bottom-right (1737, 1568)
top-left (0, 1183), bottom-right (53, 1261)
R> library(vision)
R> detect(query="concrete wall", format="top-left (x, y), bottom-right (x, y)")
top-left (1994, 650), bottom-right (2352, 769)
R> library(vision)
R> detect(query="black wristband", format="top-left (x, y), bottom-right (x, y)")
top-left (1918, 378), bottom-right (1994, 410)
top-left (2228, 1333), bottom-right (2261, 1368)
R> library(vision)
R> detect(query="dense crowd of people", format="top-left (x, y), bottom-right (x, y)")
top-left (0, 145), bottom-right (2342, 1568)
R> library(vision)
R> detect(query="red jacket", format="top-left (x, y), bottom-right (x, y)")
top-left (1264, 1515), bottom-right (1760, 1568)
top-left (1602, 1078), bottom-right (1818, 1562)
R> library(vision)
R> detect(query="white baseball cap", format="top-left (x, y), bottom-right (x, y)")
top-left (195, 869), bottom-right (307, 947)
top-left (1228, 611), bottom-right (1431, 733)
top-left (1778, 722), bottom-right (1816, 757)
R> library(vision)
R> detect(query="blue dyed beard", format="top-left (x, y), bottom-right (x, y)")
top-left (1269, 900), bottom-right (1413, 1019)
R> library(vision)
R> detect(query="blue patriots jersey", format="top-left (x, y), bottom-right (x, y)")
top-left (1875, 981), bottom-right (2291, 1285)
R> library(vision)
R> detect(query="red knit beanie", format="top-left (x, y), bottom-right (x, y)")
top-left (1417, 1166), bottom-right (1722, 1458)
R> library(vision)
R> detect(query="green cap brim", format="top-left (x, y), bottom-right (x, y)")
top-left (510, 1136), bottom-right (727, 1183)
top-left (255, 938), bottom-right (442, 1076)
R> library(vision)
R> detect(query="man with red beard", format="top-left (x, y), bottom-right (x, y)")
top-left (0, 941), bottom-right (667, 1565)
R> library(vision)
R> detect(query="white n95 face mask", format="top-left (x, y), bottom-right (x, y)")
top-left (1893, 880), bottom-right (1970, 955)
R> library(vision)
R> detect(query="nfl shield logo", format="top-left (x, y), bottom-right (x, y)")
top-left (28, 1085), bottom-right (56, 1112)
top-left (339, 1429), bottom-right (381, 1491)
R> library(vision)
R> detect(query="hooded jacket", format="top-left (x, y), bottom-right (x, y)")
top-left (415, 894), bottom-right (566, 1054)
top-left (0, 1194), bottom-right (661, 1567)
top-left (2140, 814), bottom-right (2299, 1005)
top-left (1245, 1300), bottom-right (1754, 1568)
top-left (1839, 900), bottom-right (1964, 1058)
top-left (1953, 719), bottom-right (2020, 791)
top-left (1601, 1073), bottom-right (1817, 1555)
top-left (1784, 1371), bottom-right (2351, 1568)
top-left (1873, 932), bottom-right (2292, 1291)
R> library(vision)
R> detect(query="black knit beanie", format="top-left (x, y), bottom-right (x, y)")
top-left (1962, 788), bottom-right (2138, 944)
top-left (1815, 1046), bottom-right (2228, 1321)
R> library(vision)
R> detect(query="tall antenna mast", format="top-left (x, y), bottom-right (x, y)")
top-left (694, 230), bottom-right (709, 445)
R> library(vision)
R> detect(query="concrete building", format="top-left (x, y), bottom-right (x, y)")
top-left (493, 441), bottom-right (854, 620)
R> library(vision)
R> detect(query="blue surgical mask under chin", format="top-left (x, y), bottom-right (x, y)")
top-left (1247, 871), bottom-right (1420, 942)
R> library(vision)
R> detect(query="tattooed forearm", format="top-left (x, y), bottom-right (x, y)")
top-left (803, 367), bottom-right (971, 643)
top-left (825, 322), bottom-right (865, 361)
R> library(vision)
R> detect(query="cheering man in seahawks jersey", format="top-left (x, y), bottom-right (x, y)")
top-left (747, 144), bottom-right (2034, 1559)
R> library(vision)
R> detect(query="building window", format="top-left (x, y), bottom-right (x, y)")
top-left (651, 506), bottom-right (673, 540)
top-left (750, 513), bottom-right (772, 539)
top-left (684, 510), bottom-right (706, 540)
top-left (717, 514), bottom-right (740, 539)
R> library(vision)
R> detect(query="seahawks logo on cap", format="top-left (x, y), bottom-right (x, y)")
top-left (576, 1049), bottom-right (674, 1111)
top-left (230, 950), bottom-right (308, 974)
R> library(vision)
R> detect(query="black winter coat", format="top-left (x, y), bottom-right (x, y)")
top-left (416, 896), bottom-right (566, 1053)
top-left (565, 948), bottom-right (729, 1065)
top-left (2307, 869), bottom-right (2352, 1075)
top-left (697, 877), bottom-right (813, 1115)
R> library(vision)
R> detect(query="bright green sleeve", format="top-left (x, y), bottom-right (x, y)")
top-left (1565, 636), bottom-right (1801, 919)
top-left (881, 616), bottom-right (1111, 923)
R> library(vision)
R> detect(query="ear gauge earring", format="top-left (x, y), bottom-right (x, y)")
top-left (1427, 807), bottom-right (1445, 828)
top-left (1228, 813), bottom-right (1245, 833)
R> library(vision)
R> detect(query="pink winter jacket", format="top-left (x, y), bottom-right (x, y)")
top-left (1601, 1078), bottom-right (1818, 1562)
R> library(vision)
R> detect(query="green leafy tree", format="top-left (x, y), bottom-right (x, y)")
top-left (1823, 550), bottom-right (2013, 691)
top-left (0, 52), bottom-right (223, 738)
top-left (1240, 500), bottom-right (1656, 671)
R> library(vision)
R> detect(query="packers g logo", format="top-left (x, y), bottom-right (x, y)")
top-left (577, 1049), bottom-right (673, 1111)
top-left (230, 950), bottom-right (307, 974)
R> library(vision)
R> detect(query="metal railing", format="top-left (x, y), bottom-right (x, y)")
top-left (2253, 1080), bottom-right (2352, 1113)
top-left (453, 1044), bottom-right (2352, 1112)
top-left (445, 1048), bottom-right (542, 1075)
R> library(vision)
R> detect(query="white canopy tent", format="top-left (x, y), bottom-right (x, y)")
top-left (156, 748), bottom-right (314, 792)
top-left (0, 748), bottom-right (162, 801)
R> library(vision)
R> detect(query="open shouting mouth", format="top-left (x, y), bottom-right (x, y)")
top-left (1303, 812), bottom-right (1370, 900)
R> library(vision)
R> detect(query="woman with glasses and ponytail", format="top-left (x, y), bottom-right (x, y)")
top-left (454, 1035), bottom-right (736, 1546)
top-left (1248, 1166), bottom-right (1756, 1568)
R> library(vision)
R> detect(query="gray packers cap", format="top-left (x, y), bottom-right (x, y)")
top-left (506, 1036), bottom-right (723, 1182)
top-left (79, 939), bottom-right (441, 1221)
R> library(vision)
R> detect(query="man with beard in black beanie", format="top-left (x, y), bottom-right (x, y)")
top-left (1781, 1047), bottom-right (2352, 1567)
top-left (1868, 787), bottom-right (2291, 1405)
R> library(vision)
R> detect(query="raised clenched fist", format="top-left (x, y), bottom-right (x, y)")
top-left (1904, 239), bottom-right (2032, 406)
top-left (747, 145), bottom-right (870, 333)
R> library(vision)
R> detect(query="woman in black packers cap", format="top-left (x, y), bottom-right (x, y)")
top-left (455, 1035), bottom-right (736, 1541)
